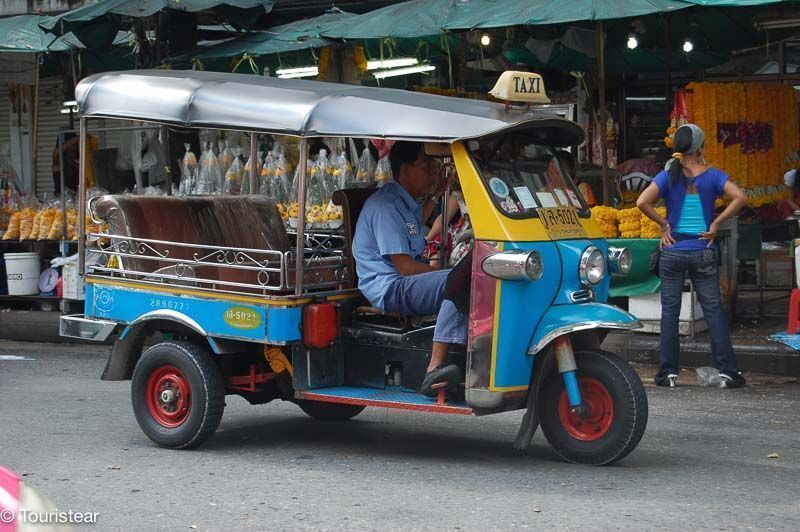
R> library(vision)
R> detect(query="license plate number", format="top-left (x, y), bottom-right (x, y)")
top-left (538, 207), bottom-right (586, 239)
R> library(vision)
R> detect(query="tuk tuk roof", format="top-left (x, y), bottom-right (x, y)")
top-left (75, 70), bottom-right (584, 145)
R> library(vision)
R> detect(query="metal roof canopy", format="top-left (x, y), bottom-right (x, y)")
top-left (75, 70), bottom-right (584, 145)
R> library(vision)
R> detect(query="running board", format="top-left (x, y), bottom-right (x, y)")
top-left (297, 386), bottom-right (473, 415)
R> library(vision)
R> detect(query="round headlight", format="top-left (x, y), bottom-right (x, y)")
top-left (524, 251), bottom-right (543, 280)
top-left (579, 246), bottom-right (605, 285)
top-left (608, 247), bottom-right (632, 276)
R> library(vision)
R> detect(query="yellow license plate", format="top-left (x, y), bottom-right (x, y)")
top-left (538, 207), bottom-right (586, 239)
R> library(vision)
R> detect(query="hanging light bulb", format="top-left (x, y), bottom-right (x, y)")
top-left (682, 38), bottom-right (694, 53)
top-left (627, 33), bottom-right (639, 50)
top-left (480, 33), bottom-right (491, 46)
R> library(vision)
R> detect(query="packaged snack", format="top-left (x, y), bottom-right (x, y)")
top-left (178, 143), bottom-right (197, 196)
top-left (3, 211), bottom-right (20, 240)
top-left (18, 207), bottom-right (36, 240)
top-left (223, 148), bottom-right (245, 195)
top-left (374, 155), bottom-right (392, 186)
top-left (47, 210), bottom-right (64, 240)
top-left (355, 146), bottom-right (375, 183)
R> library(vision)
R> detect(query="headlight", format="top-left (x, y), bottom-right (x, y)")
top-left (482, 250), bottom-right (543, 281)
top-left (608, 247), bottom-right (632, 276)
top-left (579, 246), bottom-right (605, 285)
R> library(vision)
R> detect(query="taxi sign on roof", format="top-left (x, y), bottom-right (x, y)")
top-left (490, 71), bottom-right (551, 105)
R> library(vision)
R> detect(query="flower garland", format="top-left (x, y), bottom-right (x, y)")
top-left (682, 82), bottom-right (800, 196)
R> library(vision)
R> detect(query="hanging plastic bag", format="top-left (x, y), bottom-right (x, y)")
top-left (374, 155), bottom-right (392, 187)
top-left (273, 152), bottom-right (291, 205)
top-left (259, 151), bottom-right (275, 196)
top-left (241, 150), bottom-right (263, 195)
top-left (355, 147), bottom-right (376, 183)
top-left (223, 148), bottom-right (245, 195)
top-left (194, 143), bottom-right (214, 195)
top-left (219, 140), bottom-right (235, 176)
top-left (202, 142), bottom-right (223, 194)
top-left (330, 150), bottom-right (353, 191)
top-left (315, 149), bottom-right (333, 205)
top-left (178, 143), bottom-right (197, 196)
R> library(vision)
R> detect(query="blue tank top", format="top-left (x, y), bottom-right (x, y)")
top-left (674, 194), bottom-right (706, 235)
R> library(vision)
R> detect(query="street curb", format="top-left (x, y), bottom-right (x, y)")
top-left (604, 331), bottom-right (800, 377)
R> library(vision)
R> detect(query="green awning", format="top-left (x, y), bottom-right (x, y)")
top-left (40, 0), bottom-right (274, 41)
top-left (0, 14), bottom-right (85, 53)
top-left (169, 10), bottom-right (355, 62)
top-left (442, 0), bottom-right (690, 30)
top-left (320, 0), bottom-right (457, 39)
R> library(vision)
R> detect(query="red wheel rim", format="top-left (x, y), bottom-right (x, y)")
top-left (557, 377), bottom-right (614, 442)
top-left (146, 365), bottom-right (191, 428)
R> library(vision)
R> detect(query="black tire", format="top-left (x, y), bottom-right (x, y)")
top-left (131, 341), bottom-right (225, 449)
top-left (297, 400), bottom-right (366, 422)
top-left (538, 349), bottom-right (648, 465)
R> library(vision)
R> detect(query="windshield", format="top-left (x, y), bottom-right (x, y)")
top-left (467, 134), bottom-right (589, 219)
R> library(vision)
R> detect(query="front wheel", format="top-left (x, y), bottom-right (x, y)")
top-left (131, 341), bottom-right (225, 449)
top-left (538, 349), bottom-right (648, 465)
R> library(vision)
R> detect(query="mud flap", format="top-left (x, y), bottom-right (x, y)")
top-left (513, 348), bottom-right (556, 450)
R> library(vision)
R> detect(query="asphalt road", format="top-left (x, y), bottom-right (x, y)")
top-left (1, 341), bottom-right (798, 531)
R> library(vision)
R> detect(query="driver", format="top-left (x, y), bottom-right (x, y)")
top-left (353, 142), bottom-right (468, 397)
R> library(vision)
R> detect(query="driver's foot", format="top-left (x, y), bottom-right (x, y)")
top-left (419, 364), bottom-right (461, 398)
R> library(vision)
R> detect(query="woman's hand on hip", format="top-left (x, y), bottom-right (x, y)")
top-left (699, 221), bottom-right (719, 247)
top-left (660, 224), bottom-right (675, 250)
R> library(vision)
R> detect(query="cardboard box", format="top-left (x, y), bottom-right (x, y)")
top-left (62, 262), bottom-right (85, 300)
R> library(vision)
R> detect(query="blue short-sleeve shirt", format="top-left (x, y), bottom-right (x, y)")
top-left (653, 167), bottom-right (728, 250)
top-left (353, 182), bottom-right (427, 309)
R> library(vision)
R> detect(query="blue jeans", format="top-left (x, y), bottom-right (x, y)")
top-left (384, 269), bottom-right (469, 345)
top-left (658, 248), bottom-right (739, 379)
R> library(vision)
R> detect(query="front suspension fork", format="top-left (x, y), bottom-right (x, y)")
top-left (554, 336), bottom-right (584, 413)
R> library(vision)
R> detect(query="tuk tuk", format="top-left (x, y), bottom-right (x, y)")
top-left (61, 70), bottom-right (647, 465)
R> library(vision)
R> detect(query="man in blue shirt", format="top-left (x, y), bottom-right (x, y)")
top-left (353, 142), bottom-right (468, 397)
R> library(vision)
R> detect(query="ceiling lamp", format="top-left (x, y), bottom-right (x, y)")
top-left (480, 33), bottom-right (491, 46)
top-left (627, 33), bottom-right (639, 50)
top-left (682, 38), bottom-right (694, 53)
top-left (276, 66), bottom-right (319, 79)
top-left (373, 64), bottom-right (436, 80)
top-left (366, 57), bottom-right (419, 70)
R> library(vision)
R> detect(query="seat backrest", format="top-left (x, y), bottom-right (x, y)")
top-left (93, 195), bottom-right (290, 290)
top-left (332, 187), bottom-right (377, 286)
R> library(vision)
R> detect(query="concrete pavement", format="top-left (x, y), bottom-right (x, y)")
top-left (0, 341), bottom-right (798, 531)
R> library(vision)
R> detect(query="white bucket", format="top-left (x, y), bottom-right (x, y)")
top-left (4, 252), bottom-right (41, 295)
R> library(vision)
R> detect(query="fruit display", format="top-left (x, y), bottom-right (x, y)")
top-left (590, 206), bottom-right (619, 238)
top-left (617, 208), bottom-right (642, 238)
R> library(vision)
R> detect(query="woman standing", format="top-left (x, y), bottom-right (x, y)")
top-left (637, 124), bottom-right (747, 388)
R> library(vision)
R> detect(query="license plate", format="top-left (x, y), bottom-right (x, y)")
top-left (538, 207), bottom-right (586, 239)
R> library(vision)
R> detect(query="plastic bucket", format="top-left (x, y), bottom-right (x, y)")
top-left (4, 252), bottom-right (41, 295)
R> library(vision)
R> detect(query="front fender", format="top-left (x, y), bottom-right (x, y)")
top-left (528, 303), bottom-right (641, 356)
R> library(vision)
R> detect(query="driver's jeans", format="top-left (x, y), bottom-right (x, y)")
top-left (383, 269), bottom-right (469, 345)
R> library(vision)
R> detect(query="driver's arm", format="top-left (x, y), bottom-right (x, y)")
top-left (388, 254), bottom-right (435, 276)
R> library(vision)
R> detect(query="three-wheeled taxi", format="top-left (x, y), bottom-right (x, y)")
top-left (61, 69), bottom-right (647, 465)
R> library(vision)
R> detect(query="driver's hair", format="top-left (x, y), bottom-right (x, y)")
top-left (389, 141), bottom-right (424, 178)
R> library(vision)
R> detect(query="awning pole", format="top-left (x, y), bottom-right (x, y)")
top-left (596, 20), bottom-right (609, 206)
top-left (78, 118), bottom-right (88, 277)
top-left (294, 138), bottom-right (309, 297)
top-left (459, 33), bottom-right (467, 94)
top-left (249, 132), bottom-right (257, 194)
top-left (31, 53), bottom-right (41, 198)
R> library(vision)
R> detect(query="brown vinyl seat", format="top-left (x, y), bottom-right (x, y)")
top-left (332, 187), bottom-right (378, 288)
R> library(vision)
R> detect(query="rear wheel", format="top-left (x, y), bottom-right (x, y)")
top-left (297, 400), bottom-right (366, 422)
top-left (538, 349), bottom-right (648, 465)
top-left (131, 341), bottom-right (225, 449)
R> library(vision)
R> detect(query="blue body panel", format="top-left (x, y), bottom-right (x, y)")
top-left (491, 241), bottom-right (560, 390)
top-left (528, 302), bottom-right (640, 354)
top-left (554, 239), bottom-right (611, 304)
top-left (85, 283), bottom-right (302, 344)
